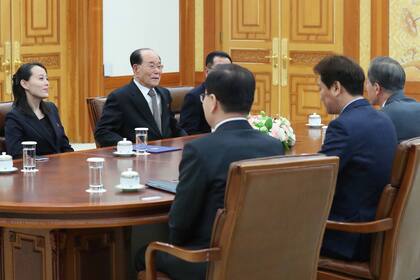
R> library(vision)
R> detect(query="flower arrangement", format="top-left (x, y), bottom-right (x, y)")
top-left (248, 111), bottom-right (296, 150)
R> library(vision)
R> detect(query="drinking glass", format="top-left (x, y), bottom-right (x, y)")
top-left (21, 141), bottom-right (38, 172)
top-left (86, 157), bottom-right (106, 193)
top-left (135, 127), bottom-right (149, 155)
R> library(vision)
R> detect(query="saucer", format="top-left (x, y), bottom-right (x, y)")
top-left (115, 184), bottom-right (146, 192)
top-left (113, 151), bottom-right (135, 157)
top-left (0, 167), bottom-right (18, 174)
top-left (306, 123), bottom-right (324, 128)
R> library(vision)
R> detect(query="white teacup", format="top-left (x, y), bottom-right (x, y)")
top-left (117, 138), bottom-right (133, 154)
top-left (120, 168), bottom-right (140, 188)
top-left (0, 152), bottom-right (13, 171)
top-left (308, 113), bottom-right (321, 125)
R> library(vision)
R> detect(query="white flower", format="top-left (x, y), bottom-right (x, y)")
top-left (248, 112), bottom-right (296, 150)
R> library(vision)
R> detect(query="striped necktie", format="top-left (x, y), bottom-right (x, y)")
top-left (148, 89), bottom-right (162, 133)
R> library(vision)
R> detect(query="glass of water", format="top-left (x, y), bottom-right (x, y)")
top-left (21, 141), bottom-right (38, 172)
top-left (135, 127), bottom-right (149, 155)
top-left (86, 157), bottom-right (105, 193)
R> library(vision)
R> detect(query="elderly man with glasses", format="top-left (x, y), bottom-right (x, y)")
top-left (95, 48), bottom-right (186, 147)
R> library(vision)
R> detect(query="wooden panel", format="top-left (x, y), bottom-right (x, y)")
top-left (62, 228), bottom-right (128, 280)
top-left (231, 49), bottom-right (270, 63)
top-left (204, 0), bottom-right (216, 56)
top-left (371, 0), bottom-right (389, 57)
top-left (232, 0), bottom-right (271, 40)
top-left (180, 0), bottom-right (195, 86)
top-left (20, 0), bottom-right (60, 45)
top-left (289, 51), bottom-right (332, 65)
top-left (3, 229), bottom-right (56, 280)
top-left (289, 0), bottom-right (334, 43)
top-left (252, 73), bottom-right (272, 114)
top-left (344, 0), bottom-right (359, 61)
top-left (22, 53), bottom-right (60, 69)
top-left (0, 0), bottom-right (12, 101)
top-left (289, 74), bottom-right (329, 123)
top-left (67, 0), bottom-right (103, 142)
top-left (10, 231), bottom-right (45, 280)
top-left (46, 77), bottom-right (60, 106)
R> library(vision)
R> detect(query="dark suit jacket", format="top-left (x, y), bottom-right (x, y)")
top-left (320, 98), bottom-right (397, 261)
top-left (154, 120), bottom-right (284, 280)
top-left (95, 81), bottom-right (186, 147)
top-left (179, 83), bottom-right (211, 135)
top-left (382, 90), bottom-right (420, 142)
top-left (5, 102), bottom-right (73, 158)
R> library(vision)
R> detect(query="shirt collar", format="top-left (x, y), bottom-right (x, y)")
top-left (212, 117), bottom-right (248, 132)
top-left (133, 79), bottom-right (152, 95)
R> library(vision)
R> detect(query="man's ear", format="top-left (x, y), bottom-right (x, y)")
top-left (331, 81), bottom-right (341, 96)
top-left (209, 94), bottom-right (218, 113)
top-left (132, 64), bottom-right (140, 74)
top-left (374, 82), bottom-right (382, 95)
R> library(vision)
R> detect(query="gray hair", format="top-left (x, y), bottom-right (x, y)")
top-left (367, 56), bottom-right (405, 92)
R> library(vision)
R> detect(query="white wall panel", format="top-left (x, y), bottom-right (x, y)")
top-left (103, 0), bottom-right (180, 76)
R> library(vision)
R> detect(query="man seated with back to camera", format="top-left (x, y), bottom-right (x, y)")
top-left (95, 48), bottom-right (185, 147)
top-left (366, 56), bottom-right (420, 142)
top-left (314, 55), bottom-right (397, 261)
top-left (134, 64), bottom-right (285, 280)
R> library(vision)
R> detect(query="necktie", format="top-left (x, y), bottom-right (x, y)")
top-left (148, 89), bottom-right (162, 133)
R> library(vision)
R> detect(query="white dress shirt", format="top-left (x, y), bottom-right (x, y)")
top-left (133, 79), bottom-right (162, 115)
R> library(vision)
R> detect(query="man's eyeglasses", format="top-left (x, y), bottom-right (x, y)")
top-left (143, 63), bottom-right (164, 71)
top-left (200, 92), bottom-right (210, 103)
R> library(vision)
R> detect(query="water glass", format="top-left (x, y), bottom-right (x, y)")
top-left (22, 141), bottom-right (37, 172)
top-left (86, 157), bottom-right (105, 193)
top-left (135, 127), bottom-right (149, 155)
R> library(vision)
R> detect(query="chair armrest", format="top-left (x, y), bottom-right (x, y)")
top-left (326, 217), bottom-right (393, 233)
top-left (145, 241), bottom-right (221, 280)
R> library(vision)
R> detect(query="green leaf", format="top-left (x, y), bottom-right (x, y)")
top-left (264, 117), bottom-right (273, 130)
top-left (259, 127), bottom-right (269, 133)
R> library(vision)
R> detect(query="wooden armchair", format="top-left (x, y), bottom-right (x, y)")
top-left (86, 87), bottom-right (193, 145)
top-left (86, 96), bottom-right (106, 138)
top-left (0, 101), bottom-right (13, 153)
top-left (318, 137), bottom-right (420, 280)
top-left (139, 154), bottom-right (339, 280)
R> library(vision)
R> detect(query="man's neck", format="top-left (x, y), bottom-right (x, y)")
top-left (339, 95), bottom-right (363, 113)
top-left (211, 113), bottom-right (247, 129)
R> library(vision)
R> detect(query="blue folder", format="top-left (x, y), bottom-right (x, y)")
top-left (146, 179), bottom-right (178, 193)
top-left (133, 144), bottom-right (182, 154)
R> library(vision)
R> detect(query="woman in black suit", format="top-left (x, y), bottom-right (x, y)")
top-left (5, 62), bottom-right (73, 157)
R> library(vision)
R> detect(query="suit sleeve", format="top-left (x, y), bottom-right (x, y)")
top-left (50, 104), bottom-right (73, 153)
top-left (168, 143), bottom-right (207, 245)
top-left (179, 93), bottom-right (203, 135)
top-left (319, 120), bottom-right (350, 172)
top-left (5, 111), bottom-right (24, 158)
top-left (94, 93), bottom-right (124, 147)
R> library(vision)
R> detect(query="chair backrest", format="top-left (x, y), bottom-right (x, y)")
top-left (207, 154), bottom-right (339, 280)
top-left (369, 140), bottom-right (412, 277)
top-left (382, 137), bottom-right (420, 280)
top-left (86, 96), bottom-right (106, 137)
top-left (167, 86), bottom-right (194, 121)
top-left (0, 101), bottom-right (13, 153)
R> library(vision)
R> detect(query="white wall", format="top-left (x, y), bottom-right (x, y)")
top-left (103, 0), bottom-right (180, 76)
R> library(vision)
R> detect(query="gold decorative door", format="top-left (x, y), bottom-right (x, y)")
top-left (0, 0), bottom-right (70, 136)
top-left (217, 0), bottom-right (344, 123)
